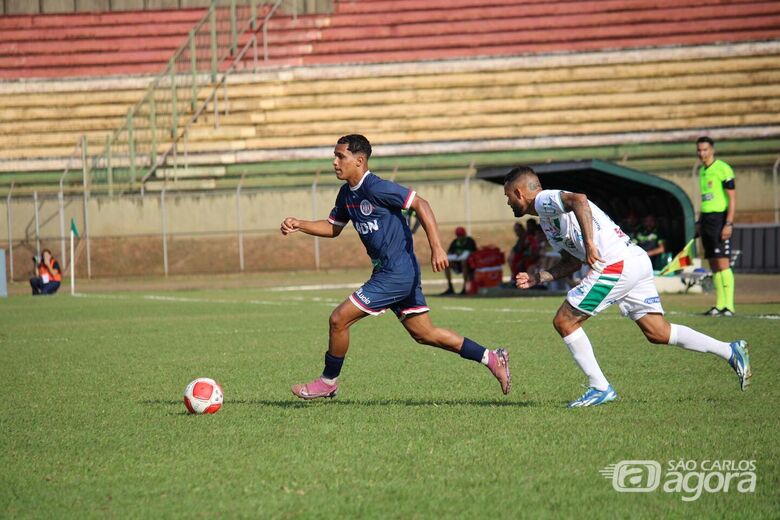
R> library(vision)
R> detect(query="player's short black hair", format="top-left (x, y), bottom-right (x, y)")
top-left (503, 166), bottom-right (537, 186)
top-left (337, 134), bottom-right (372, 159)
top-left (696, 136), bottom-right (715, 147)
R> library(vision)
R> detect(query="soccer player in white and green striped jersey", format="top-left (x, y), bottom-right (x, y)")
top-left (503, 166), bottom-right (751, 407)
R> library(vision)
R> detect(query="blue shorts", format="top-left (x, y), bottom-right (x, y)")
top-left (349, 269), bottom-right (429, 320)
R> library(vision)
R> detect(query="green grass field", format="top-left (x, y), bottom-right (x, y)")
top-left (1, 284), bottom-right (778, 518)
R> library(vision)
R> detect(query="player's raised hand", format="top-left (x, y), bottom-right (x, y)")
top-left (280, 217), bottom-right (300, 235)
top-left (515, 271), bottom-right (537, 289)
top-left (431, 245), bottom-right (448, 272)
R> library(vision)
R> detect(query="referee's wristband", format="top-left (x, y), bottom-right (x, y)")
top-left (725, 221), bottom-right (733, 226)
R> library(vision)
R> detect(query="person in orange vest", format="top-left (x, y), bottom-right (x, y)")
top-left (30, 249), bottom-right (62, 295)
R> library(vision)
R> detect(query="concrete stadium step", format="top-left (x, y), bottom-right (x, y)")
top-left (0, 89), bottom-right (144, 109)
top-left (0, 5), bottom-right (266, 80)
top-left (0, 35), bottom-right (189, 56)
top-left (242, 84), bottom-right (780, 126)
top-left (223, 54), bottom-right (780, 100)
top-left (154, 166), bottom-right (226, 179)
top-left (0, 8), bottom-right (206, 31)
top-left (304, 16), bottom-right (780, 57)
top-left (317, 2), bottom-right (780, 41)
top-left (0, 21), bottom-right (200, 44)
top-left (144, 178), bottom-right (217, 191)
top-left (331, 0), bottom-right (768, 24)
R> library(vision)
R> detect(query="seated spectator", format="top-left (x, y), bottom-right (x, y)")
top-left (30, 249), bottom-right (61, 296)
top-left (620, 210), bottom-right (640, 240)
top-left (508, 220), bottom-right (540, 279)
top-left (442, 226), bottom-right (477, 295)
top-left (633, 214), bottom-right (668, 271)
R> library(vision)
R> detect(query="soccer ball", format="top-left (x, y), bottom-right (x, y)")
top-left (183, 377), bottom-right (223, 414)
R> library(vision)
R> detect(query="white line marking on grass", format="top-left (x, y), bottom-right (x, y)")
top-left (142, 295), bottom-right (283, 305)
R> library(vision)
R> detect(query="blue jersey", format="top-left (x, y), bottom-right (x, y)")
top-left (328, 171), bottom-right (417, 271)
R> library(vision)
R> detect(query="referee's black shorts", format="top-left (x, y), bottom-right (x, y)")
top-left (700, 211), bottom-right (731, 259)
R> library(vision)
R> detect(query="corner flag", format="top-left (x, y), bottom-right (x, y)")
top-left (70, 218), bottom-right (80, 239)
top-left (659, 239), bottom-right (696, 276)
top-left (69, 218), bottom-right (80, 295)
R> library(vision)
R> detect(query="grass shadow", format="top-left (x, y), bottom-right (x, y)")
top-left (142, 398), bottom-right (538, 408)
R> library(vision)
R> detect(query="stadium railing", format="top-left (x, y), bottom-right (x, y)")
top-left (84, 0), bottom-right (294, 195)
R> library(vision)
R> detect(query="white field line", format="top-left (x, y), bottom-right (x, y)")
top-left (71, 293), bottom-right (780, 319)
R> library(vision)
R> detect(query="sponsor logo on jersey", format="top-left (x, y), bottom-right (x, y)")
top-left (360, 200), bottom-right (374, 216)
top-left (355, 219), bottom-right (379, 235)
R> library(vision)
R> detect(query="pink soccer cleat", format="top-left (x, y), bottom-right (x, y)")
top-left (291, 377), bottom-right (339, 400)
top-left (487, 348), bottom-right (511, 395)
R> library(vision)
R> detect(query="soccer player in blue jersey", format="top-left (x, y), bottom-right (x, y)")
top-left (280, 134), bottom-right (510, 399)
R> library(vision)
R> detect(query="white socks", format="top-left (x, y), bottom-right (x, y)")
top-left (562, 328), bottom-right (610, 391)
top-left (668, 324), bottom-right (732, 360)
top-left (481, 350), bottom-right (490, 366)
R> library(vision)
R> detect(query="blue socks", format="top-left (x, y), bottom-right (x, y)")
top-left (322, 352), bottom-right (345, 380)
top-left (460, 337), bottom-right (487, 363)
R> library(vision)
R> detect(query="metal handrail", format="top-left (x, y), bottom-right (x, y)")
top-left (143, 0), bottom-right (286, 185)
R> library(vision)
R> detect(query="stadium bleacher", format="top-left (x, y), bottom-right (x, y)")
top-left (0, 0), bottom-right (779, 194)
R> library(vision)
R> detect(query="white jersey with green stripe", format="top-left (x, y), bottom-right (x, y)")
top-left (535, 189), bottom-right (643, 265)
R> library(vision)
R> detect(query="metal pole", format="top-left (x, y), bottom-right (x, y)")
top-left (128, 110), bottom-right (136, 188)
top-left (106, 135), bottom-right (113, 196)
top-left (161, 188), bottom-right (169, 277)
top-left (190, 29), bottom-right (198, 111)
top-left (58, 187), bottom-right (66, 267)
top-left (82, 136), bottom-right (92, 279)
top-left (33, 191), bottom-right (41, 257)
top-left (251, 0), bottom-right (257, 30)
top-left (773, 157), bottom-right (779, 224)
top-left (150, 94), bottom-right (157, 167)
top-left (70, 227), bottom-right (75, 296)
top-left (230, 0), bottom-right (238, 56)
top-left (263, 23), bottom-right (269, 62)
top-left (312, 170), bottom-right (320, 270)
top-left (464, 161), bottom-right (475, 235)
top-left (236, 173), bottom-right (245, 272)
top-left (210, 5), bottom-right (218, 81)
top-left (169, 60), bottom-right (178, 140)
top-left (6, 182), bottom-right (13, 281)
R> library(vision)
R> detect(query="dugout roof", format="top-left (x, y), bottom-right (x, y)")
top-left (476, 159), bottom-right (695, 254)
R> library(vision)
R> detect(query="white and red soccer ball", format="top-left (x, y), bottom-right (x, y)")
top-left (183, 377), bottom-right (223, 414)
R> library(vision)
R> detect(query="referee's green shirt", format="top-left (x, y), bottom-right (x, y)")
top-left (699, 159), bottom-right (734, 213)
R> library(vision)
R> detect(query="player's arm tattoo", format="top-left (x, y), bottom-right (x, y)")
top-left (537, 251), bottom-right (582, 283)
top-left (560, 192), bottom-right (595, 246)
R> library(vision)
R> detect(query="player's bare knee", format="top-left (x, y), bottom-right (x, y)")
top-left (329, 310), bottom-right (347, 332)
top-left (552, 312), bottom-right (568, 336)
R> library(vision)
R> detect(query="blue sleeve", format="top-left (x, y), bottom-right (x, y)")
top-left (327, 187), bottom-right (350, 227)
top-left (370, 178), bottom-right (416, 210)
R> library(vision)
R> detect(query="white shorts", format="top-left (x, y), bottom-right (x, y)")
top-left (566, 253), bottom-right (664, 320)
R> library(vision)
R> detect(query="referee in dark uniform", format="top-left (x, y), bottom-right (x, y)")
top-left (696, 136), bottom-right (736, 317)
